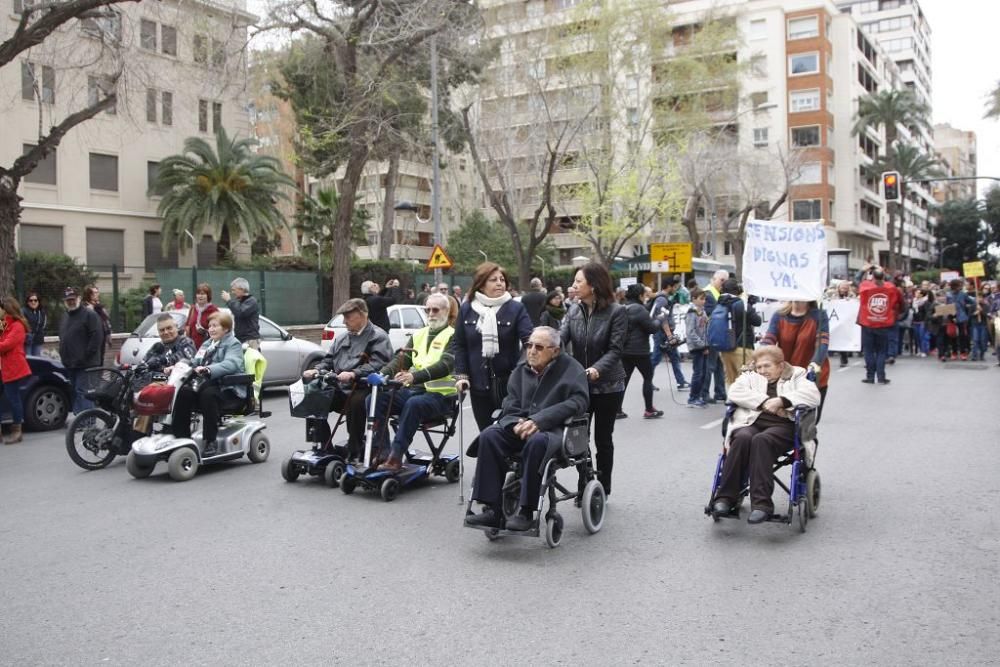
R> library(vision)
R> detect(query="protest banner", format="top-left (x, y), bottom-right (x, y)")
top-left (824, 299), bottom-right (862, 352)
top-left (742, 219), bottom-right (828, 300)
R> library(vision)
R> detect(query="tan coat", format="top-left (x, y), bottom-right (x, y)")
top-left (727, 364), bottom-right (822, 434)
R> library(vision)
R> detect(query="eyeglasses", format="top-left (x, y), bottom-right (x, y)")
top-left (27, 298), bottom-right (38, 302)
top-left (425, 307), bottom-right (444, 314)
top-left (526, 343), bottom-right (554, 352)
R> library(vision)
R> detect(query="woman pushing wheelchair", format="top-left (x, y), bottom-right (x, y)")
top-left (710, 346), bottom-right (821, 525)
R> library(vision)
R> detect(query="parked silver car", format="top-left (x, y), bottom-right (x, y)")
top-left (321, 303), bottom-right (427, 352)
top-left (118, 311), bottom-right (325, 386)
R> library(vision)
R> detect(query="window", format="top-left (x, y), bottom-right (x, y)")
top-left (146, 88), bottom-right (157, 123)
top-left (212, 102), bottom-right (222, 132)
top-left (146, 161), bottom-right (159, 192)
top-left (789, 53), bottom-right (819, 75)
top-left (140, 19), bottom-right (157, 50)
top-left (259, 319), bottom-right (283, 341)
top-left (198, 99), bottom-right (208, 132)
top-left (80, 10), bottom-right (121, 42)
top-left (401, 307), bottom-right (424, 329)
top-left (87, 75), bottom-right (116, 114)
top-left (750, 91), bottom-right (768, 108)
top-left (753, 128), bottom-right (769, 147)
top-left (21, 62), bottom-right (54, 103)
top-left (211, 39), bottom-right (225, 68)
top-left (193, 34), bottom-right (207, 64)
top-left (22, 144), bottom-right (56, 185)
top-left (389, 310), bottom-right (402, 329)
top-left (627, 107), bottom-right (639, 127)
top-left (162, 91), bottom-right (173, 126)
top-left (144, 231), bottom-right (178, 271)
top-left (86, 229), bottom-right (124, 270)
top-left (89, 153), bottom-right (118, 191)
top-left (791, 125), bottom-right (821, 147)
top-left (528, 59), bottom-right (545, 80)
top-left (19, 224), bottom-right (63, 253)
top-left (792, 199), bottom-right (822, 221)
top-left (750, 53), bottom-right (767, 77)
top-left (790, 89), bottom-right (820, 112)
top-left (161, 24), bottom-right (177, 56)
top-left (749, 18), bottom-right (767, 41)
top-left (788, 16), bottom-right (819, 40)
top-left (796, 163), bottom-right (822, 185)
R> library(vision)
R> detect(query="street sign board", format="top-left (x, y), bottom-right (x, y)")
top-left (650, 243), bottom-right (692, 273)
top-left (650, 260), bottom-right (670, 273)
top-left (963, 261), bottom-right (985, 278)
top-left (426, 244), bottom-right (453, 270)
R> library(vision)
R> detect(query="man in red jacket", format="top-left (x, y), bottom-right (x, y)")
top-left (857, 268), bottom-right (902, 384)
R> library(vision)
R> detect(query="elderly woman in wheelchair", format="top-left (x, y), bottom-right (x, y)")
top-left (709, 345), bottom-right (821, 525)
top-left (464, 326), bottom-right (593, 537)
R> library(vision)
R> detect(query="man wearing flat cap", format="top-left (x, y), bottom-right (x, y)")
top-left (58, 287), bottom-right (103, 414)
top-left (302, 298), bottom-right (393, 459)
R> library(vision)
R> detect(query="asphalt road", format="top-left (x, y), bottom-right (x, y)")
top-left (1, 355), bottom-right (998, 665)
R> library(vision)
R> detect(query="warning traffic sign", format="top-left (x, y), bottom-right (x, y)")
top-left (426, 244), bottom-right (454, 270)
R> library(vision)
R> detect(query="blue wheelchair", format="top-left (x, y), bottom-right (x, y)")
top-left (705, 403), bottom-right (821, 533)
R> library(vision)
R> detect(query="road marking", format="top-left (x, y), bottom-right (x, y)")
top-left (700, 417), bottom-right (724, 430)
top-left (837, 361), bottom-right (864, 373)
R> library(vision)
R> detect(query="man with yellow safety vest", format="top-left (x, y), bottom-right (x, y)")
top-left (370, 293), bottom-right (458, 472)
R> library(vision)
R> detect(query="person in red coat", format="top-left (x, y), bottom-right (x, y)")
top-left (0, 296), bottom-right (33, 443)
top-left (186, 283), bottom-right (219, 350)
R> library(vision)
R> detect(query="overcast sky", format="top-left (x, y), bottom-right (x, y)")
top-left (919, 0), bottom-right (999, 197)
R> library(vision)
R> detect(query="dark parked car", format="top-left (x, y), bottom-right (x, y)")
top-left (0, 356), bottom-right (73, 431)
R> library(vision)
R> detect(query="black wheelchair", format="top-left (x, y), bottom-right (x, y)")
top-left (387, 393), bottom-right (463, 483)
top-left (464, 416), bottom-right (606, 548)
top-left (705, 404), bottom-right (821, 533)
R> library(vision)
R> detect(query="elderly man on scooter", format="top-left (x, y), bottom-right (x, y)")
top-left (303, 298), bottom-right (392, 461)
top-left (464, 326), bottom-right (589, 531)
top-left (368, 293), bottom-right (457, 471)
top-left (144, 313), bottom-right (196, 373)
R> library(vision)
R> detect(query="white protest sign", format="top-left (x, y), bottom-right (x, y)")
top-left (824, 299), bottom-right (862, 352)
top-left (619, 277), bottom-right (637, 289)
top-left (742, 219), bottom-right (828, 301)
top-left (752, 301), bottom-right (783, 342)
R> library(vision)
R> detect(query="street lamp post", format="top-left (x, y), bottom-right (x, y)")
top-left (478, 250), bottom-right (488, 262)
top-left (184, 230), bottom-right (198, 269)
top-left (311, 237), bottom-right (322, 273)
top-left (535, 255), bottom-right (546, 280)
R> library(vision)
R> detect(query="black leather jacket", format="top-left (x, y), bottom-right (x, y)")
top-left (622, 300), bottom-right (662, 356)
top-left (559, 301), bottom-right (626, 393)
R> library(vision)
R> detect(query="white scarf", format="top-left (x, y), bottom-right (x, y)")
top-left (471, 291), bottom-right (512, 358)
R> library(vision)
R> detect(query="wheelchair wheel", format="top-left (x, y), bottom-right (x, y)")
top-left (324, 460), bottom-right (345, 488)
top-left (544, 513), bottom-right (564, 549)
top-left (484, 528), bottom-right (501, 542)
top-left (281, 457), bottom-right (299, 482)
top-left (340, 476), bottom-right (357, 495)
top-left (581, 480), bottom-right (606, 534)
top-left (797, 499), bottom-right (808, 533)
top-left (501, 472), bottom-right (519, 520)
top-left (247, 433), bottom-right (270, 463)
top-left (445, 459), bottom-right (460, 483)
top-left (806, 470), bottom-right (821, 518)
top-left (380, 477), bottom-right (400, 502)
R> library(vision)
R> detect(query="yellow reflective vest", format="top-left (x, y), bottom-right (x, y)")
top-left (410, 326), bottom-right (456, 396)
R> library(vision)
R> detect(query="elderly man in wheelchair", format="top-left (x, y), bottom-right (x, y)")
top-left (710, 345), bottom-right (821, 525)
top-left (464, 326), bottom-right (590, 532)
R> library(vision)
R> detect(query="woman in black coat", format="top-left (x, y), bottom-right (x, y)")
top-left (620, 283), bottom-right (663, 419)
top-left (560, 262), bottom-right (627, 496)
top-left (453, 262), bottom-right (533, 431)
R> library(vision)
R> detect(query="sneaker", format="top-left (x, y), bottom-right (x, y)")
top-left (951, 353), bottom-right (958, 360)
top-left (960, 353), bottom-right (969, 361)
top-left (877, 378), bottom-right (891, 385)
top-left (643, 409), bottom-right (664, 419)
top-left (676, 382), bottom-right (690, 391)
top-left (704, 397), bottom-right (718, 404)
top-left (861, 378), bottom-right (875, 384)
top-left (687, 399), bottom-right (706, 409)
top-left (887, 357), bottom-right (895, 365)
top-left (615, 411), bottom-right (628, 420)
top-left (919, 352), bottom-right (927, 358)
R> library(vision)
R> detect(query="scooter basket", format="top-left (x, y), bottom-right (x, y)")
top-left (289, 379), bottom-right (336, 418)
top-left (80, 368), bottom-right (127, 404)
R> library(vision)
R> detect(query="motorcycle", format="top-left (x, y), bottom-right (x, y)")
top-left (65, 363), bottom-right (188, 470)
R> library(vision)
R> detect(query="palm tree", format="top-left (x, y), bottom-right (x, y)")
top-left (985, 81), bottom-right (1000, 120)
top-left (150, 128), bottom-right (295, 257)
top-left (853, 89), bottom-right (932, 270)
top-left (294, 187), bottom-right (370, 270)
top-left (874, 142), bottom-right (942, 270)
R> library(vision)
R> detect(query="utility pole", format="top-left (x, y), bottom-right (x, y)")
top-left (430, 34), bottom-right (442, 285)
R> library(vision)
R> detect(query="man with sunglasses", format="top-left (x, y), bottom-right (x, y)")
top-left (369, 293), bottom-right (458, 471)
top-left (465, 326), bottom-right (589, 531)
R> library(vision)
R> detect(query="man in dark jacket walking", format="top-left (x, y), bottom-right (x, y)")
top-left (465, 326), bottom-right (590, 531)
top-left (58, 287), bottom-right (103, 413)
top-left (221, 277), bottom-right (260, 348)
top-left (520, 277), bottom-right (548, 326)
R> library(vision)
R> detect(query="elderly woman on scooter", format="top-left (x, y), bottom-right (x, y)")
top-left (171, 311), bottom-right (245, 455)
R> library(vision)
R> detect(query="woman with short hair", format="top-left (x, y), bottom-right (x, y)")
top-left (186, 283), bottom-right (219, 349)
top-left (453, 262), bottom-right (533, 430)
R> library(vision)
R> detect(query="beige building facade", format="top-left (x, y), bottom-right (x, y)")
top-left (932, 122), bottom-right (977, 203)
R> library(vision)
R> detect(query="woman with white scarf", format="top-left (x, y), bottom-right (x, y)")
top-left (453, 262), bottom-right (534, 430)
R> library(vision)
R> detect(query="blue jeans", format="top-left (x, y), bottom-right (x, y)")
top-left (650, 332), bottom-right (687, 385)
top-left (688, 350), bottom-right (707, 402)
top-left (970, 322), bottom-right (989, 360)
top-left (2, 377), bottom-right (26, 424)
top-left (705, 350), bottom-right (726, 401)
top-left (912, 322), bottom-right (930, 354)
top-left (24, 342), bottom-right (42, 357)
top-left (862, 327), bottom-right (889, 381)
top-left (366, 388), bottom-right (454, 460)
top-left (64, 368), bottom-right (94, 414)
top-left (887, 323), bottom-right (901, 358)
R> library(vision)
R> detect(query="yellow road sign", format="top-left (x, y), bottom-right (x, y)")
top-left (426, 244), bottom-right (454, 270)
top-left (963, 261), bottom-right (985, 278)
top-left (649, 243), bottom-right (692, 273)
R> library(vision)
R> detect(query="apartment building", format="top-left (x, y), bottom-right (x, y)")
top-left (932, 122), bottom-right (978, 203)
top-left (4, 0), bottom-right (255, 288)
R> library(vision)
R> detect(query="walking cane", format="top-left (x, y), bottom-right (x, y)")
top-left (458, 388), bottom-right (466, 504)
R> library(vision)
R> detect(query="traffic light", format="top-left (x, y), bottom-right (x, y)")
top-left (882, 171), bottom-right (901, 202)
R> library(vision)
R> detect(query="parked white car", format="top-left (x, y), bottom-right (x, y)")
top-left (118, 311), bottom-right (326, 386)
top-left (321, 303), bottom-right (427, 352)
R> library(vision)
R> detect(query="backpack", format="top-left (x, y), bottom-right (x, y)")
top-left (707, 300), bottom-right (736, 352)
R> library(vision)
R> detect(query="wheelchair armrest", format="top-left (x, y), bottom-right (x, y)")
top-left (490, 409), bottom-right (502, 421)
top-left (221, 373), bottom-right (254, 387)
top-left (563, 415), bottom-right (589, 428)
